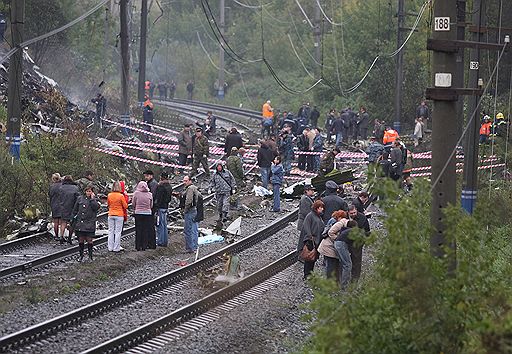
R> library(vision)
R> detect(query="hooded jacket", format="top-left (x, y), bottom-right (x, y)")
top-left (321, 188), bottom-right (348, 223)
top-left (257, 143), bottom-right (275, 168)
top-left (132, 181), bottom-right (153, 214)
top-left (271, 163), bottom-right (284, 185)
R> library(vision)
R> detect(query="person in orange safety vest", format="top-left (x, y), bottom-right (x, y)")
top-left (479, 116), bottom-right (492, 144)
top-left (383, 127), bottom-right (400, 145)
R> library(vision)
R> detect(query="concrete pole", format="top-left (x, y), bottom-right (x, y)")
top-left (137, 0), bottom-right (148, 106)
top-left (120, 0), bottom-right (131, 127)
top-left (6, 0), bottom-right (25, 160)
top-left (394, 0), bottom-right (405, 134)
top-left (430, 0), bottom-right (458, 264)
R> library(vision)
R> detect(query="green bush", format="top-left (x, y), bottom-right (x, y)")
top-left (0, 125), bottom-right (120, 234)
top-left (304, 179), bottom-right (512, 353)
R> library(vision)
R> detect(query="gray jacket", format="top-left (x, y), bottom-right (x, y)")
top-left (210, 170), bottom-right (236, 194)
top-left (297, 211), bottom-right (325, 251)
top-left (49, 181), bottom-right (62, 218)
top-left (297, 194), bottom-right (314, 231)
top-left (59, 181), bottom-right (80, 221)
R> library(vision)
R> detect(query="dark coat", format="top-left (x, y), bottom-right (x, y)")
top-left (49, 181), bottom-right (63, 218)
top-left (353, 212), bottom-right (370, 235)
top-left (331, 118), bottom-right (345, 134)
top-left (178, 130), bottom-right (193, 155)
top-left (321, 191), bottom-right (348, 223)
top-left (72, 195), bottom-right (100, 233)
top-left (352, 197), bottom-right (366, 213)
top-left (366, 141), bottom-right (385, 163)
top-left (257, 145), bottom-right (274, 168)
top-left (146, 178), bottom-right (158, 197)
top-left (358, 112), bottom-right (370, 130)
top-left (143, 107), bottom-right (154, 124)
top-left (224, 132), bottom-right (243, 154)
top-left (309, 108), bottom-right (320, 125)
top-left (297, 194), bottom-right (314, 230)
top-left (297, 134), bottom-right (310, 152)
top-left (153, 180), bottom-right (173, 209)
top-left (59, 181), bottom-right (80, 221)
top-left (298, 211), bottom-right (325, 251)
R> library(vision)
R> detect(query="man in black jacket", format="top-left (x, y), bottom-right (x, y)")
top-left (321, 180), bottom-right (348, 223)
top-left (309, 106), bottom-right (320, 128)
top-left (356, 106), bottom-right (370, 140)
top-left (257, 141), bottom-right (275, 189)
top-left (296, 128), bottom-right (310, 170)
top-left (154, 172), bottom-right (173, 247)
top-left (352, 191), bottom-right (369, 213)
top-left (348, 205), bottom-right (370, 280)
top-left (224, 128), bottom-right (243, 154)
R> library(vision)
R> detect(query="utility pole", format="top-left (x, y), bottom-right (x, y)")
top-left (313, 1), bottom-right (321, 77)
top-left (461, 0), bottom-right (483, 214)
top-left (119, 0), bottom-right (131, 130)
top-left (217, 0), bottom-right (225, 99)
top-left (137, 0), bottom-right (148, 106)
top-left (394, 0), bottom-right (405, 134)
top-left (454, 0), bottom-right (466, 139)
top-left (6, 0), bottom-right (25, 160)
top-left (427, 0), bottom-right (458, 261)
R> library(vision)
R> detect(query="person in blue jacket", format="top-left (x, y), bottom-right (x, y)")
top-left (271, 155), bottom-right (284, 212)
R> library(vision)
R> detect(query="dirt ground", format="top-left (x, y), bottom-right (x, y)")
top-left (0, 190), bottom-right (269, 315)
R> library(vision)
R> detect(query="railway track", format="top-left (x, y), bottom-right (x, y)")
top-left (1, 99), bottom-right (265, 282)
top-left (163, 98), bottom-right (262, 122)
top-left (87, 251), bottom-right (297, 354)
top-left (0, 209), bottom-right (298, 353)
top-left (155, 99), bottom-right (257, 132)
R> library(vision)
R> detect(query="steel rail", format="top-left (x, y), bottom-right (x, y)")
top-left (0, 210), bottom-right (111, 255)
top-left (0, 180), bottom-right (192, 281)
top-left (164, 98), bottom-right (262, 120)
top-left (155, 99), bottom-right (257, 132)
top-left (0, 209), bottom-right (298, 352)
top-left (84, 251), bottom-right (298, 354)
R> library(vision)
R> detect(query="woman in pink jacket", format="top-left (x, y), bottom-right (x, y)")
top-left (132, 181), bottom-right (153, 251)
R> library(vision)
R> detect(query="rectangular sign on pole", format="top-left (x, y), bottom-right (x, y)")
top-left (434, 17), bottom-right (451, 31)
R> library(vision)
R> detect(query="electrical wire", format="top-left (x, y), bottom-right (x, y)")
top-left (286, 34), bottom-right (315, 79)
top-left (231, 0), bottom-right (273, 9)
top-left (429, 42), bottom-right (509, 195)
top-left (288, 10), bottom-right (333, 68)
top-left (293, 0), bottom-right (314, 28)
top-left (196, 31), bottom-right (234, 75)
top-left (504, 66), bottom-right (512, 173)
top-left (315, 0), bottom-right (342, 26)
top-left (201, 0), bottom-right (263, 64)
top-left (0, 0), bottom-right (109, 64)
top-left (488, 0), bottom-right (504, 197)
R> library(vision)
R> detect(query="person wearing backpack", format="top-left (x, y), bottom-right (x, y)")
top-left (181, 175), bottom-right (199, 253)
top-left (210, 163), bottom-right (237, 222)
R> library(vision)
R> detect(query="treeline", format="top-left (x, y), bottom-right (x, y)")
top-left (3, 0), bottom-right (512, 129)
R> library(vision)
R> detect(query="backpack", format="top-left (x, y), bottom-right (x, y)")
top-left (194, 192), bottom-right (204, 222)
top-left (263, 118), bottom-right (273, 127)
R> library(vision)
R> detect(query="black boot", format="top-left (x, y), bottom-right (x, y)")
top-left (87, 243), bottom-right (93, 261)
top-left (60, 237), bottom-right (65, 245)
top-left (78, 243), bottom-right (84, 262)
top-left (67, 232), bottom-right (73, 245)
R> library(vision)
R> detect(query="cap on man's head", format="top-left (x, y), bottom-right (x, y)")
top-left (161, 171), bottom-right (169, 179)
top-left (195, 127), bottom-right (203, 132)
top-left (304, 184), bottom-right (316, 191)
top-left (231, 147), bottom-right (238, 152)
top-left (143, 170), bottom-right (154, 176)
top-left (184, 123), bottom-right (191, 127)
top-left (325, 180), bottom-right (339, 190)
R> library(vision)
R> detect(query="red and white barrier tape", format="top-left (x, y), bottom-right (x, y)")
top-left (101, 117), bottom-right (178, 142)
top-left (115, 140), bottom-right (227, 156)
top-left (411, 163), bottom-right (505, 177)
top-left (92, 147), bottom-right (191, 170)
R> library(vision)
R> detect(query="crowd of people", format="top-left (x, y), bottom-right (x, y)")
top-left (297, 183), bottom-right (371, 289)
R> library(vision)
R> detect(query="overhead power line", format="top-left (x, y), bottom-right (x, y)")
top-left (315, 0), bottom-right (342, 26)
top-left (0, 0), bottom-right (109, 64)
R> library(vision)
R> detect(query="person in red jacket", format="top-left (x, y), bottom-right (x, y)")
top-left (479, 116), bottom-right (492, 144)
